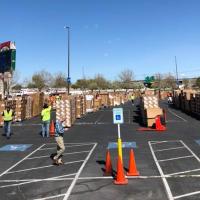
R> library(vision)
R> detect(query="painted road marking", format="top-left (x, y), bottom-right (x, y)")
top-left (6, 160), bottom-right (85, 174)
top-left (167, 108), bottom-right (187, 122)
top-left (151, 140), bottom-right (200, 199)
top-left (166, 168), bottom-right (200, 176)
top-left (174, 191), bottom-right (200, 199)
top-left (151, 140), bottom-right (180, 145)
top-left (0, 144), bottom-right (32, 152)
top-left (62, 143), bottom-right (97, 200)
top-left (149, 141), bottom-right (174, 200)
top-left (158, 155), bottom-right (194, 162)
top-left (108, 142), bottom-right (137, 149)
top-left (27, 150), bottom-right (90, 160)
top-left (0, 173), bottom-right (77, 188)
top-left (0, 144), bottom-right (45, 178)
top-left (39, 143), bottom-right (94, 150)
top-left (95, 113), bottom-right (104, 124)
top-left (154, 146), bottom-right (185, 152)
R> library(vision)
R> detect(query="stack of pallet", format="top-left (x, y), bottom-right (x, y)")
top-left (99, 93), bottom-right (109, 107)
top-left (31, 93), bottom-right (44, 117)
top-left (140, 95), bottom-right (163, 127)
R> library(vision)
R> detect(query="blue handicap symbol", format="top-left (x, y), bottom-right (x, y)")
top-left (108, 142), bottom-right (137, 149)
top-left (195, 140), bottom-right (200, 146)
top-left (116, 115), bottom-right (121, 120)
top-left (0, 144), bottom-right (32, 152)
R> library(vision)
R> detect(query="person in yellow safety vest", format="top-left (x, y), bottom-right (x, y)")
top-left (56, 95), bottom-right (60, 101)
top-left (131, 94), bottom-right (135, 105)
top-left (2, 106), bottom-right (14, 139)
top-left (41, 103), bottom-right (51, 138)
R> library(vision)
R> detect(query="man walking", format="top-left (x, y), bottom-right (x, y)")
top-left (52, 119), bottom-right (65, 165)
top-left (41, 103), bottom-right (51, 137)
top-left (2, 105), bottom-right (14, 139)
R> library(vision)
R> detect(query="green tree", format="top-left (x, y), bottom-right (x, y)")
top-left (28, 70), bottom-right (53, 90)
top-left (12, 84), bottom-right (22, 90)
top-left (196, 77), bottom-right (200, 88)
top-left (53, 73), bottom-right (67, 88)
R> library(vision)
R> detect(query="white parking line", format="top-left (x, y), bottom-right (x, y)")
top-left (167, 108), bottom-right (187, 122)
top-left (27, 150), bottom-right (90, 160)
top-left (95, 113), bottom-right (104, 124)
top-left (34, 193), bottom-right (65, 200)
top-left (180, 140), bottom-right (200, 163)
top-left (0, 173), bottom-right (77, 188)
top-left (0, 144), bottom-right (45, 178)
top-left (39, 143), bottom-right (94, 151)
top-left (158, 155), bottom-right (194, 162)
top-left (166, 168), bottom-right (200, 176)
top-left (7, 160), bottom-right (85, 174)
top-left (63, 143), bottom-right (97, 200)
top-left (174, 190), bottom-right (200, 199)
top-left (151, 140), bottom-right (180, 145)
top-left (154, 146), bottom-right (185, 152)
top-left (149, 141), bottom-right (174, 200)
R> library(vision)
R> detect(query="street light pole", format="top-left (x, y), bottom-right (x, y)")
top-left (175, 56), bottom-right (179, 88)
top-left (64, 26), bottom-right (70, 94)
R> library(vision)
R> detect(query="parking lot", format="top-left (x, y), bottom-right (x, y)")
top-left (1, 99), bottom-right (200, 200)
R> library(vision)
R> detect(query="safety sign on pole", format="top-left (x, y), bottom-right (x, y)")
top-left (113, 108), bottom-right (124, 161)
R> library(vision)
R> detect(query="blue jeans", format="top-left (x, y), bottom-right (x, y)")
top-left (42, 120), bottom-right (50, 137)
top-left (4, 121), bottom-right (11, 138)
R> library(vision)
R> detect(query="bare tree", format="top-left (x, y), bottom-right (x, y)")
top-left (118, 69), bottom-right (135, 89)
top-left (162, 73), bottom-right (176, 89)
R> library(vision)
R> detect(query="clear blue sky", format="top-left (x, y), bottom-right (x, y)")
top-left (1, 0), bottom-right (200, 83)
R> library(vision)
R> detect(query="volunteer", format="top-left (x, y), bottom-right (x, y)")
top-left (52, 119), bottom-right (65, 165)
top-left (41, 103), bottom-right (51, 137)
top-left (2, 105), bottom-right (14, 139)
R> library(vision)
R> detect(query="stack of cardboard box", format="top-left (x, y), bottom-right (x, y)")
top-left (12, 96), bottom-right (26, 121)
top-left (26, 96), bottom-right (33, 119)
top-left (0, 101), bottom-right (5, 126)
top-left (140, 95), bottom-right (163, 127)
top-left (56, 97), bottom-right (72, 127)
top-left (85, 94), bottom-right (94, 113)
top-left (75, 96), bottom-right (81, 119)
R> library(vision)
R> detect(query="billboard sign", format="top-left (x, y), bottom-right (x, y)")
top-left (0, 41), bottom-right (16, 73)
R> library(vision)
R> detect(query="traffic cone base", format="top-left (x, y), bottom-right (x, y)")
top-left (114, 178), bottom-right (128, 185)
top-left (104, 150), bottom-right (112, 176)
top-left (114, 157), bottom-right (128, 185)
top-left (126, 149), bottom-right (139, 176)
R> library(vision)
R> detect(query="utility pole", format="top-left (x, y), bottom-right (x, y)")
top-left (64, 26), bottom-right (70, 94)
top-left (175, 56), bottom-right (179, 87)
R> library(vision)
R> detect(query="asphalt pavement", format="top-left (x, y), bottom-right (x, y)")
top-left (1, 99), bottom-right (200, 200)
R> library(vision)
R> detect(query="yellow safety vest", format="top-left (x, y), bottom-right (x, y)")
top-left (3, 110), bottom-right (13, 121)
top-left (131, 95), bottom-right (135, 100)
top-left (41, 106), bottom-right (51, 121)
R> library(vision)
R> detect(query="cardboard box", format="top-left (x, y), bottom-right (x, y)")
top-left (146, 108), bottom-right (163, 119)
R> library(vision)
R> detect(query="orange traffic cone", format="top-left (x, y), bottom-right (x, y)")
top-left (114, 156), bottom-right (128, 185)
top-left (104, 150), bottom-right (112, 176)
top-left (50, 120), bottom-right (55, 137)
top-left (155, 115), bottom-right (166, 131)
top-left (127, 149), bottom-right (139, 176)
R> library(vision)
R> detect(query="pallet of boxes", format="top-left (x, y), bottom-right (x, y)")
top-left (140, 95), bottom-right (164, 127)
